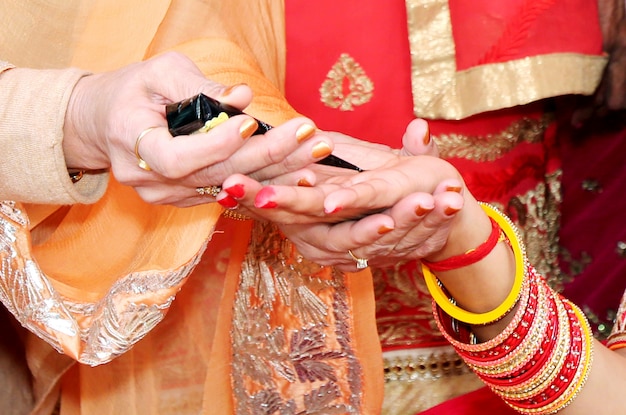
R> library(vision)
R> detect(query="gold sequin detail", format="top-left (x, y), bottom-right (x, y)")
top-left (434, 116), bottom-right (552, 162)
top-left (230, 221), bottom-right (363, 414)
top-left (405, 0), bottom-right (607, 119)
top-left (320, 53), bottom-right (374, 111)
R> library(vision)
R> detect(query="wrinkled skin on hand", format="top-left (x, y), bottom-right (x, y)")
top-left (62, 52), bottom-right (335, 207)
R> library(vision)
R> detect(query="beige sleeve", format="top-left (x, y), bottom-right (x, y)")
top-left (0, 64), bottom-right (108, 204)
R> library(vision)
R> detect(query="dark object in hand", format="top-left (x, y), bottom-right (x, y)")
top-left (166, 93), bottom-right (363, 172)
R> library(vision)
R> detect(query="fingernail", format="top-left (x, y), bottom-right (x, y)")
top-left (217, 195), bottom-right (238, 208)
top-left (221, 83), bottom-right (247, 97)
top-left (224, 184), bottom-right (245, 199)
top-left (423, 124), bottom-right (431, 145)
top-left (297, 178), bottom-right (313, 187)
top-left (255, 188), bottom-right (278, 209)
top-left (445, 206), bottom-right (460, 215)
top-left (325, 206), bottom-right (343, 214)
top-left (239, 118), bottom-right (258, 139)
top-left (415, 205), bottom-right (432, 216)
top-left (446, 185), bottom-right (462, 193)
top-left (312, 141), bottom-right (332, 159)
top-left (296, 123), bottom-right (316, 143)
top-left (378, 225), bottom-right (394, 235)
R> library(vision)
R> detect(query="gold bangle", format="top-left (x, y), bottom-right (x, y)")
top-left (68, 169), bottom-right (85, 183)
top-left (422, 203), bottom-right (527, 326)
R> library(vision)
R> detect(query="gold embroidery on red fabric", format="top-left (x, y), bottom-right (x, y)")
top-left (560, 246), bottom-right (617, 339)
top-left (434, 116), bottom-right (552, 162)
top-left (320, 53), bottom-right (374, 111)
top-left (503, 173), bottom-right (561, 286)
top-left (231, 221), bottom-right (363, 414)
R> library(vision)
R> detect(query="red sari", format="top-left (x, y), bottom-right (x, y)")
top-left (285, 0), bottom-right (609, 413)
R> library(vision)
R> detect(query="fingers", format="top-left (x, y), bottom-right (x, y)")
top-left (279, 213), bottom-right (396, 270)
top-left (224, 120), bottom-right (336, 182)
top-left (143, 52), bottom-right (253, 109)
top-left (322, 156), bottom-right (459, 215)
top-left (310, 189), bottom-right (463, 271)
top-left (400, 118), bottom-right (439, 157)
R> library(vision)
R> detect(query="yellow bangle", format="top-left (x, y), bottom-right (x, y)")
top-left (422, 203), bottom-right (527, 326)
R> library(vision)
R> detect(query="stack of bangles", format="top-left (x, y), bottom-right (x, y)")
top-left (422, 203), bottom-right (594, 414)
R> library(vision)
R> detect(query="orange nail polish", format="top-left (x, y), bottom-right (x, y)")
top-left (446, 185), bottom-right (462, 193)
top-left (445, 206), bottom-right (460, 215)
top-left (239, 118), bottom-right (258, 139)
top-left (297, 178), bottom-right (313, 187)
top-left (423, 124), bottom-right (431, 145)
top-left (415, 205), bottom-right (432, 216)
top-left (312, 142), bottom-right (332, 159)
top-left (378, 225), bottom-right (394, 235)
top-left (296, 124), bottom-right (316, 143)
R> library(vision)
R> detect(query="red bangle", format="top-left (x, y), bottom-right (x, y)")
top-left (421, 217), bottom-right (502, 271)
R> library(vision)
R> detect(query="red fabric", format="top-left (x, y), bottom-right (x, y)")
top-left (285, 0), bottom-right (415, 146)
top-left (419, 387), bottom-right (517, 415)
top-left (448, 0), bottom-right (603, 69)
top-left (557, 113), bottom-right (626, 335)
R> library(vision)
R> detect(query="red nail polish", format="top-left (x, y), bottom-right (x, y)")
top-left (325, 206), bottom-right (343, 214)
top-left (255, 188), bottom-right (278, 209)
top-left (224, 184), bottom-right (245, 199)
top-left (445, 206), bottom-right (460, 215)
top-left (446, 186), bottom-right (462, 193)
top-left (218, 195), bottom-right (238, 209)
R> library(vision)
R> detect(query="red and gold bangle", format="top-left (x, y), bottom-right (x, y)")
top-left (423, 203), bottom-right (527, 326)
top-left (461, 275), bottom-right (542, 368)
top-left (504, 300), bottom-right (593, 414)
top-left (469, 282), bottom-right (556, 378)
top-left (432, 238), bottom-right (594, 414)
top-left (490, 291), bottom-right (570, 398)
top-left (433, 265), bottom-right (537, 354)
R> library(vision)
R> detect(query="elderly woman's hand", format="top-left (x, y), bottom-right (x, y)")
top-left (62, 52), bottom-right (335, 207)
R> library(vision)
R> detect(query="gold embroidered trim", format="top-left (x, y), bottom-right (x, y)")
top-left (230, 221), bottom-right (363, 414)
top-left (405, 0), bottom-right (608, 119)
top-left (320, 53), bottom-right (374, 111)
top-left (383, 349), bottom-right (470, 382)
top-left (0, 201), bottom-right (201, 365)
top-left (434, 115), bottom-right (552, 162)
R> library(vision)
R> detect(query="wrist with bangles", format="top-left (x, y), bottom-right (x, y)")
top-left (422, 202), bottom-right (526, 326)
top-left (424, 202), bottom-right (593, 415)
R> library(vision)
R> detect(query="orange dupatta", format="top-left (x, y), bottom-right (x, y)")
top-left (0, 1), bottom-right (383, 414)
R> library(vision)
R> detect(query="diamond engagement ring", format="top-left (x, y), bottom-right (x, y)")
top-left (348, 249), bottom-right (369, 270)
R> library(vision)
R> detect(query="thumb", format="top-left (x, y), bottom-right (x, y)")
top-left (400, 118), bottom-right (439, 157)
